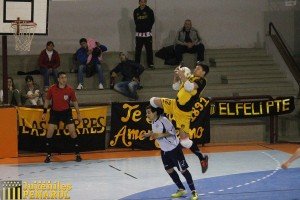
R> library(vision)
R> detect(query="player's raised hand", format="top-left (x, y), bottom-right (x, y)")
top-left (176, 68), bottom-right (185, 79)
top-left (174, 63), bottom-right (183, 72)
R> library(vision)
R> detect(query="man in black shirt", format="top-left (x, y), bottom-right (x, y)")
top-left (110, 52), bottom-right (144, 100)
top-left (175, 19), bottom-right (205, 64)
top-left (133, 0), bottom-right (155, 69)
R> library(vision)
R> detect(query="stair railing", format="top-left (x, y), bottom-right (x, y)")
top-left (268, 22), bottom-right (300, 85)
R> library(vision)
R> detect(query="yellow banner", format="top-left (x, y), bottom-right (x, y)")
top-left (18, 106), bottom-right (108, 137)
top-left (210, 97), bottom-right (295, 118)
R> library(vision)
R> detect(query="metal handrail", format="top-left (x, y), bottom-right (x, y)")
top-left (268, 22), bottom-right (300, 84)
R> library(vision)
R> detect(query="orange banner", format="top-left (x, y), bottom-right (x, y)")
top-left (0, 107), bottom-right (18, 158)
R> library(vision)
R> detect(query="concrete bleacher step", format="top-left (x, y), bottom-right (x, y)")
top-left (203, 90), bottom-right (296, 98)
top-left (222, 72), bottom-right (286, 79)
top-left (205, 85), bottom-right (296, 96)
top-left (221, 71), bottom-right (288, 84)
top-left (6, 67), bottom-right (222, 90)
top-left (1, 48), bottom-right (270, 74)
top-left (215, 68), bottom-right (282, 76)
top-left (212, 56), bottom-right (273, 62)
top-left (1, 52), bottom-right (121, 74)
top-left (132, 49), bottom-right (266, 67)
top-left (221, 77), bottom-right (290, 84)
top-left (205, 48), bottom-right (266, 54)
top-left (206, 52), bottom-right (269, 59)
top-left (238, 91), bottom-right (296, 97)
top-left (151, 49), bottom-right (269, 69)
top-left (1, 48), bottom-right (298, 104)
top-left (210, 65), bottom-right (278, 72)
top-left (209, 82), bottom-right (293, 90)
top-left (12, 70), bottom-right (289, 93)
top-left (213, 85), bottom-right (295, 93)
top-left (74, 82), bottom-right (296, 104)
top-left (216, 60), bottom-right (275, 67)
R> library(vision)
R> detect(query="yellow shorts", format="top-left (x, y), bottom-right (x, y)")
top-left (161, 98), bottom-right (191, 134)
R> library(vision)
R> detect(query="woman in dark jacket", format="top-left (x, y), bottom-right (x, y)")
top-left (7, 77), bottom-right (21, 106)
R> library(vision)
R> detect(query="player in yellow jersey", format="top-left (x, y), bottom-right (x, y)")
top-left (150, 62), bottom-right (209, 173)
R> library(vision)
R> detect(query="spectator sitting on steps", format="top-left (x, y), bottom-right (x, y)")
top-left (76, 38), bottom-right (108, 90)
top-left (5, 77), bottom-right (22, 106)
top-left (21, 75), bottom-right (43, 106)
top-left (110, 52), bottom-right (144, 100)
top-left (39, 41), bottom-right (60, 90)
top-left (174, 19), bottom-right (205, 64)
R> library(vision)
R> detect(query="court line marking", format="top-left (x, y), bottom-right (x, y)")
top-left (199, 151), bottom-right (280, 196)
top-left (0, 159), bottom-right (137, 182)
top-left (109, 165), bottom-right (122, 171)
top-left (109, 164), bottom-right (138, 179)
top-left (124, 172), bottom-right (138, 179)
top-left (0, 160), bottom-right (105, 180)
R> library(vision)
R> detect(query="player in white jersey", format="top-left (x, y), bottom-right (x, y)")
top-left (143, 105), bottom-right (198, 200)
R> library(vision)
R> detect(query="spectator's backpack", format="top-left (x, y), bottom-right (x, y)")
top-left (155, 45), bottom-right (177, 66)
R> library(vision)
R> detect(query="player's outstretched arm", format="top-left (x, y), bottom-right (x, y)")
top-left (152, 132), bottom-right (172, 139)
top-left (281, 148), bottom-right (300, 169)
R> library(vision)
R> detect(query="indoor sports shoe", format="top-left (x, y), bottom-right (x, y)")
top-left (76, 83), bottom-right (83, 90)
top-left (75, 154), bottom-right (82, 162)
top-left (44, 154), bottom-right (51, 163)
top-left (190, 191), bottom-right (198, 200)
top-left (200, 155), bottom-right (208, 173)
top-left (171, 189), bottom-right (187, 198)
top-left (98, 83), bottom-right (104, 90)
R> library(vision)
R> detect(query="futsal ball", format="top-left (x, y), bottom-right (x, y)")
top-left (179, 66), bottom-right (192, 78)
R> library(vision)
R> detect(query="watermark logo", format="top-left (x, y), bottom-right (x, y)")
top-left (1, 180), bottom-right (22, 200)
top-left (1, 180), bottom-right (72, 200)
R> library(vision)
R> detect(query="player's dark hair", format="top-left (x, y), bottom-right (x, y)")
top-left (46, 41), bottom-right (54, 47)
top-left (57, 71), bottom-right (66, 78)
top-left (146, 105), bottom-right (163, 116)
top-left (79, 38), bottom-right (87, 44)
top-left (25, 75), bottom-right (34, 82)
top-left (7, 77), bottom-right (16, 89)
top-left (197, 62), bottom-right (210, 76)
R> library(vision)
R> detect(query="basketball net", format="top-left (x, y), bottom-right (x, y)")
top-left (10, 19), bottom-right (37, 52)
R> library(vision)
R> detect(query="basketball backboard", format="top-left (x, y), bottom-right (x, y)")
top-left (0, 0), bottom-right (49, 35)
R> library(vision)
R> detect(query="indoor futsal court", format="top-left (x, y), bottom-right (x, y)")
top-left (0, 143), bottom-right (300, 200)
top-left (1, 0), bottom-right (300, 200)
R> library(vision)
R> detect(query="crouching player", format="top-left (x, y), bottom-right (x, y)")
top-left (144, 105), bottom-right (198, 200)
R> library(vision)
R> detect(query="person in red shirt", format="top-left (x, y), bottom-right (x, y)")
top-left (39, 41), bottom-right (60, 89)
top-left (42, 71), bottom-right (82, 163)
